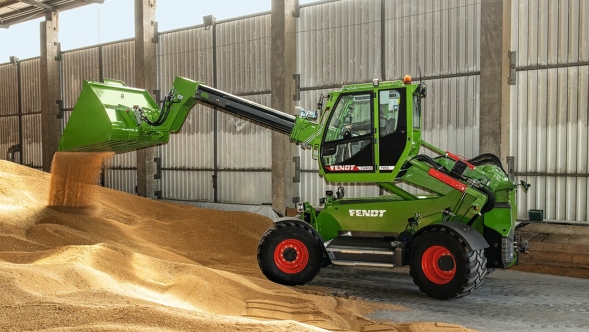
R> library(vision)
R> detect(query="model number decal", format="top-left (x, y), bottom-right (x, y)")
top-left (349, 210), bottom-right (386, 217)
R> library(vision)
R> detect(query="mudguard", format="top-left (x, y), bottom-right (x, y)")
top-left (272, 217), bottom-right (325, 241)
top-left (271, 217), bottom-right (328, 254)
top-left (414, 222), bottom-right (489, 251)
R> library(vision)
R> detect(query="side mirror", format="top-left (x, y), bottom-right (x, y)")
top-left (519, 180), bottom-right (531, 194)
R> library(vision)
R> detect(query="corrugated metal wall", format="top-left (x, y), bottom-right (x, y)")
top-left (156, 16), bottom-right (274, 204)
top-left (511, 0), bottom-right (589, 222)
top-left (102, 41), bottom-right (135, 86)
top-left (158, 27), bottom-right (214, 201)
top-left (216, 15), bottom-right (271, 94)
top-left (297, 0), bottom-right (381, 88)
top-left (61, 48), bottom-right (99, 109)
top-left (20, 58), bottom-right (42, 168)
top-left (0, 64), bottom-right (18, 161)
top-left (215, 16), bottom-right (273, 204)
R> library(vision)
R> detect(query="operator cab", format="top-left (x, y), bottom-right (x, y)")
top-left (318, 79), bottom-right (424, 182)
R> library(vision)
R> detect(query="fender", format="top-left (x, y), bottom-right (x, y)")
top-left (413, 222), bottom-right (489, 251)
top-left (272, 217), bottom-right (328, 254)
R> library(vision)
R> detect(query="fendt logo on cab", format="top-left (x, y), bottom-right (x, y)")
top-left (349, 210), bottom-right (386, 217)
top-left (327, 165), bottom-right (357, 171)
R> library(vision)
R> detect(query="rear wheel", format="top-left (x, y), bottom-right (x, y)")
top-left (257, 221), bottom-right (323, 285)
top-left (410, 226), bottom-right (487, 299)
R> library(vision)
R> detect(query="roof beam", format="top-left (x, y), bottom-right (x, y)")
top-left (18, 0), bottom-right (54, 11)
top-left (82, 0), bottom-right (105, 3)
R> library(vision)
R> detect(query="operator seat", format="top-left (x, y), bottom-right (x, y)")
top-left (382, 118), bottom-right (396, 136)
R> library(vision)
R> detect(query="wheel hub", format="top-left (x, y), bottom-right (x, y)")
top-left (421, 245), bottom-right (456, 284)
top-left (282, 247), bottom-right (297, 262)
top-left (437, 255), bottom-right (455, 271)
top-left (273, 239), bottom-right (309, 274)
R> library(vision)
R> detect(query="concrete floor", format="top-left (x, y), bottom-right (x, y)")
top-left (309, 266), bottom-right (589, 332)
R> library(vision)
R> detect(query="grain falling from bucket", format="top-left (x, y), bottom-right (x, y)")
top-left (48, 152), bottom-right (114, 207)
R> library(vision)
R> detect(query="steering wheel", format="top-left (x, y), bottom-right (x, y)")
top-left (341, 127), bottom-right (361, 139)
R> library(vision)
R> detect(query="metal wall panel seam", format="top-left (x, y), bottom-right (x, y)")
top-left (537, 0), bottom-right (548, 65)
top-left (558, 0), bottom-right (570, 64)
top-left (518, 0), bottom-right (529, 67)
top-left (61, 48), bottom-right (100, 109)
top-left (19, 59), bottom-right (40, 115)
top-left (536, 69), bottom-right (548, 175)
top-left (526, 70), bottom-right (537, 173)
top-left (568, 0), bottom-right (580, 63)
top-left (546, 69), bottom-right (558, 175)
top-left (581, 0), bottom-right (589, 62)
top-left (0, 65), bottom-right (18, 116)
top-left (21, 113), bottom-right (42, 168)
top-left (0, 117), bottom-right (18, 161)
top-left (527, 0), bottom-right (538, 66)
top-left (517, 71), bottom-right (528, 173)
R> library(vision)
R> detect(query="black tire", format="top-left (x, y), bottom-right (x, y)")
top-left (257, 221), bottom-right (324, 286)
top-left (410, 226), bottom-right (487, 299)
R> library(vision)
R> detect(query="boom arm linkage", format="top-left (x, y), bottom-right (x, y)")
top-left (193, 84), bottom-right (295, 135)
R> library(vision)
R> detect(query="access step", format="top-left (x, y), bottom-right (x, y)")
top-left (325, 236), bottom-right (406, 267)
top-left (329, 260), bottom-right (395, 268)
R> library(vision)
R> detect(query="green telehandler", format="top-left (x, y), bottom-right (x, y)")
top-left (58, 75), bottom-right (529, 299)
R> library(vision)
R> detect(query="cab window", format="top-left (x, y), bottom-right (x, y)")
top-left (378, 89), bottom-right (407, 172)
top-left (321, 93), bottom-right (374, 172)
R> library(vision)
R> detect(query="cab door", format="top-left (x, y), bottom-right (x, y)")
top-left (320, 92), bottom-right (374, 173)
top-left (377, 89), bottom-right (407, 173)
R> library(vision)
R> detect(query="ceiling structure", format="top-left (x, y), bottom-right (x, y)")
top-left (0, 0), bottom-right (103, 28)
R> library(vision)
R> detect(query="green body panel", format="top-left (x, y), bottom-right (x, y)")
top-left (313, 191), bottom-right (479, 242)
top-left (482, 205), bottom-right (513, 237)
top-left (59, 77), bottom-right (200, 153)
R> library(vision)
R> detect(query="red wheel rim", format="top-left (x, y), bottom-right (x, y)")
top-left (274, 239), bottom-right (309, 274)
top-left (421, 245), bottom-right (456, 284)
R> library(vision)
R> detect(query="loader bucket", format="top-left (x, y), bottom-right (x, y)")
top-left (58, 77), bottom-right (200, 153)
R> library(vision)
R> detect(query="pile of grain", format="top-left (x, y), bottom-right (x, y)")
top-left (0, 156), bottom-right (474, 331)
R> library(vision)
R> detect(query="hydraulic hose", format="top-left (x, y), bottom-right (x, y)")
top-left (468, 153), bottom-right (507, 175)
top-left (476, 184), bottom-right (495, 214)
top-left (412, 154), bottom-right (445, 172)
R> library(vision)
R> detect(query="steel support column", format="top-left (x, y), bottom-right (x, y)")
top-left (40, 11), bottom-right (61, 172)
top-left (271, 0), bottom-right (298, 215)
top-left (134, 0), bottom-right (158, 198)
top-left (480, 0), bottom-right (512, 164)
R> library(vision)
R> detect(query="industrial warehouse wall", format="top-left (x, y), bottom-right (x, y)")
top-left (0, 59), bottom-right (42, 169)
top-left (0, 0), bottom-right (587, 222)
top-left (510, 0), bottom-right (589, 222)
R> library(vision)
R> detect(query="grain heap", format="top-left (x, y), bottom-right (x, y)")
top-left (0, 156), bottom-right (475, 331)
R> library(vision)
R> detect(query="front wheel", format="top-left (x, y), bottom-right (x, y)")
top-left (257, 221), bottom-right (324, 285)
top-left (410, 227), bottom-right (487, 299)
